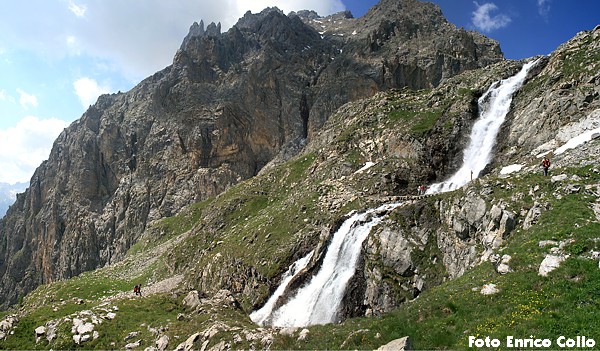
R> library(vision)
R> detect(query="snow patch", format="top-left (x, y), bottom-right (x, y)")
top-left (355, 161), bottom-right (375, 174)
top-left (500, 164), bottom-right (523, 175)
top-left (533, 109), bottom-right (600, 157)
top-left (554, 126), bottom-right (600, 155)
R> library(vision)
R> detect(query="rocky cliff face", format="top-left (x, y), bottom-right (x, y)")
top-left (496, 25), bottom-right (600, 167)
top-left (0, 0), bottom-right (503, 307)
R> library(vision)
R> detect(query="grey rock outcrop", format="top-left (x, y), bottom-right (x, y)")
top-left (362, 191), bottom-right (517, 316)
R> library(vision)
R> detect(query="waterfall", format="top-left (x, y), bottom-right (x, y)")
top-left (249, 250), bottom-right (313, 326)
top-left (250, 60), bottom-right (540, 328)
top-left (251, 203), bottom-right (402, 327)
top-left (427, 59), bottom-right (540, 194)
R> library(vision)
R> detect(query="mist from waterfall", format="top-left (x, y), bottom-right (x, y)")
top-left (427, 59), bottom-right (540, 194)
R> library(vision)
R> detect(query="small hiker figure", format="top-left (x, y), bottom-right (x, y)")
top-left (417, 185), bottom-right (422, 196)
top-left (419, 185), bottom-right (426, 196)
top-left (137, 284), bottom-right (142, 296)
top-left (541, 156), bottom-right (551, 176)
top-left (133, 284), bottom-right (139, 296)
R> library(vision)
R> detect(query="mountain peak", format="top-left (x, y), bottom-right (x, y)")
top-left (365, 0), bottom-right (443, 19)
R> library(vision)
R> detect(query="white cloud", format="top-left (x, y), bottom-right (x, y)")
top-left (68, 0), bottom-right (87, 18)
top-left (16, 88), bottom-right (38, 108)
top-left (0, 116), bottom-right (68, 184)
top-left (537, 0), bottom-right (551, 18)
top-left (233, 0), bottom-right (345, 18)
top-left (471, 2), bottom-right (511, 32)
top-left (0, 90), bottom-right (15, 104)
top-left (0, 1), bottom-right (347, 82)
top-left (73, 77), bottom-right (111, 108)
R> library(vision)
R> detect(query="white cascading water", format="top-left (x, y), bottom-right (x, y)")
top-left (251, 203), bottom-right (401, 327)
top-left (249, 250), bottom-right (314, 326)
top-left (427, 59), bottom-right (540, 194)
top-left (250, 60), bottom-right (539, 328)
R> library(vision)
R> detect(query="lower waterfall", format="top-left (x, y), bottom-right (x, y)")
top-left (249, 251), bottom-right (314, 326)
top-left (251, 203), bottom-right (402, 327)
top-left (251, 59), bottom-right (540, 328)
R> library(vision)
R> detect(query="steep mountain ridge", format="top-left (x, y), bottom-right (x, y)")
top-left (0, 0), bottom-right (503, 308)
top-left (0, 22), bottom-right (599, 351)
top-left (0, 182), bottom-right (27, 219)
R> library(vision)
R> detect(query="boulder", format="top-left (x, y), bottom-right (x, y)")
top-left (77, 322), bottom-right (95, 335)
top-left (496, 255), bottom-right (513, 274)
top-left (156, 334), bottom-right (169, 351)
top-left (125, 331), bottom-right (140, 341)
top-left (35, 326), bottom-right (46, 343)
top-left (71, 318), bottom-right (83, 334)
top-left (35, 326), bottom-right (46, 336)
top-left (539, 254), bottom-right (567, 276)
top-left (376, 336), bottom-right (413, 351)
top-left (175, 332), bottom-right (200, 351)
top-left (551, 174), bottom-right (568, 183)
top-left (480, 284), bottom-right (500, 295)
top-left (125, 340), bottom-right (141, 349)
top-left (523, 202), bottom-right (550, 230)
top-left (183, 290), bottom-right (201, 309)
top-left (297, 328), bottom-right (310, 341)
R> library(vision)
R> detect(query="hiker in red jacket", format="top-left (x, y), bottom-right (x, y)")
top-left (541, 157), bottom-right (551, 176)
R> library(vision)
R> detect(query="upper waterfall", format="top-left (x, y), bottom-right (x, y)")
top-left (427, 59), bottom-right (540, 194)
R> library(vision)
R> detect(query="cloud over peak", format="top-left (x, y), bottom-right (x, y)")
top-left (0, 116), bottom-right (68, 184)
top-left (73, 77), bottom-right (111, 109)
top-left (471, 2), bottom-right (511, 32)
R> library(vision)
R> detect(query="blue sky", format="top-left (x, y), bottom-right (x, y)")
top-left (0, 0), bottom-right (598, 185)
